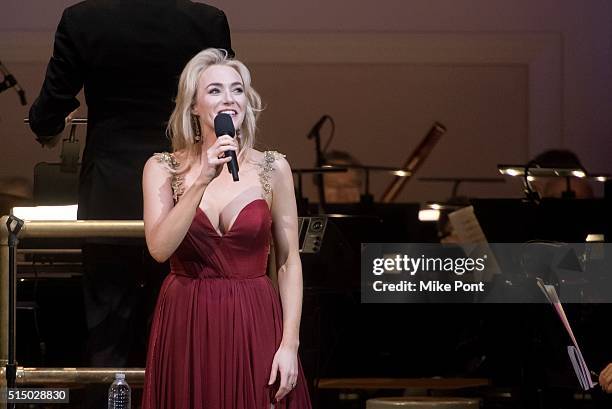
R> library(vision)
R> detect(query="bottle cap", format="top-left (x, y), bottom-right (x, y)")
top-left (115, 373), bottom-right (126, 380)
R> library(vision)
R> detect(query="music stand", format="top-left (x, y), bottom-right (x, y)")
top-left (498, 164), bottom-right (609, 201)
top-left (24, 118), bottom-right (86, 205)
top-left (336, 164), bottom-right (411, 205)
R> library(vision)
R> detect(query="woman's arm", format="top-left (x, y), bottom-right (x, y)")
top-left (142, 156), bottom-right (208, 262)
top-left (267, 156), bottom-right (303, 401)
top-left (271, 157), bottom-right (303, 348)
top-left (142, 136), bottom-right (237, 262)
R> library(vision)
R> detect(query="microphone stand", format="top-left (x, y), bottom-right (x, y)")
top-left (294, 170), bottom-right (309, 216)
top-left (5, 216), bottom-right (24, 409)
top-left (359, 168), bottom-right (372, 205)
top-left (561, 176), bottom-right (576, 199)
top-left (0, 60), bottom-right (27, 105)
top-left (313, 126), bottom-right (326, 211)
top-left (307, 116), bottom-right (331, 211)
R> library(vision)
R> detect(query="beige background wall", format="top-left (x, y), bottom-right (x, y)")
top-left (1, 0), bottom-right (610, 203)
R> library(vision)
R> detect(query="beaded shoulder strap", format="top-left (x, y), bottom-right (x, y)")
top-left (258, 150), bottom-right (285, 200)
top-left (153, 152), bottom-right (184, 202)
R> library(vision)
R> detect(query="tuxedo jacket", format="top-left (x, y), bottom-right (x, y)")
top-left (29, 0), bottom-right (233, 220)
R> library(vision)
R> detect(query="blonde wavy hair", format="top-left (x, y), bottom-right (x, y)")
top-left (167, 48), bottom-right (262, 169)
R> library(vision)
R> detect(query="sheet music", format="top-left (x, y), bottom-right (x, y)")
top-left (447, 205), bottom-right (501, 281)
top-left (536, 278), bottom-right (597, 390)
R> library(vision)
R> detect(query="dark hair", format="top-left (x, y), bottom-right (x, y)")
top-left (324, 150), bottom-right (361, 165)
top-left (531, 150), bottom-right (594, 198)
top-left (532, 149), bottom-right (586, 170)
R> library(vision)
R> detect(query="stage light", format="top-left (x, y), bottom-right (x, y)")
top-left (418, 209), bottom-right (440, 222)
top-left (11, 204), bottom-right (78, 221)
top-left (585, 234), bottom-right (604, 243)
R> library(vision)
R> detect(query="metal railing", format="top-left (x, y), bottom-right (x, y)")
top-left (0, 216), bottom-right (146, 408)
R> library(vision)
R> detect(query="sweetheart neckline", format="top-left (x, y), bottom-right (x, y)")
top-left (195, 198), bottom-right (270, 239)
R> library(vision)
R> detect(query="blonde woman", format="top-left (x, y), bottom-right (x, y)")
top-left (141, 49), bottom-right (311, 408)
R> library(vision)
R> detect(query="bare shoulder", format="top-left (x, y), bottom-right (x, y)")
top-left (145, 152), bottom-right (173, 171)
top-left (250, 149), bottom-right (289, 173)
top-left (144, 153), bottom-right (180, 184)
top-left (144, 153), bottom-right (181, 202)
top-left (272, 154), bottom-right (291, 177)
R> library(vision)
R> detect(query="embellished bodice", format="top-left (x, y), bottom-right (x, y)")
top-left (153, 151), bottom-right (285, 280)
top-left (154, 151), bottom-right (284, 203)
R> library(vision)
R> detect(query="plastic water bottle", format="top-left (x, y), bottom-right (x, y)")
top-left (108, 373), bottom-right (131, 409)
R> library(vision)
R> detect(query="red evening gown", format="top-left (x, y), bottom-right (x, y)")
top-left (142, 185), bottom-right (311, 408)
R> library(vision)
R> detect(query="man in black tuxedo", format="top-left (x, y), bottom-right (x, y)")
top-left (28, 0), bottom-right (233, 379)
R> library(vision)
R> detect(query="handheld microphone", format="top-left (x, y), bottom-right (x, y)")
top-left (214, 113), bottom-right (239, 181)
